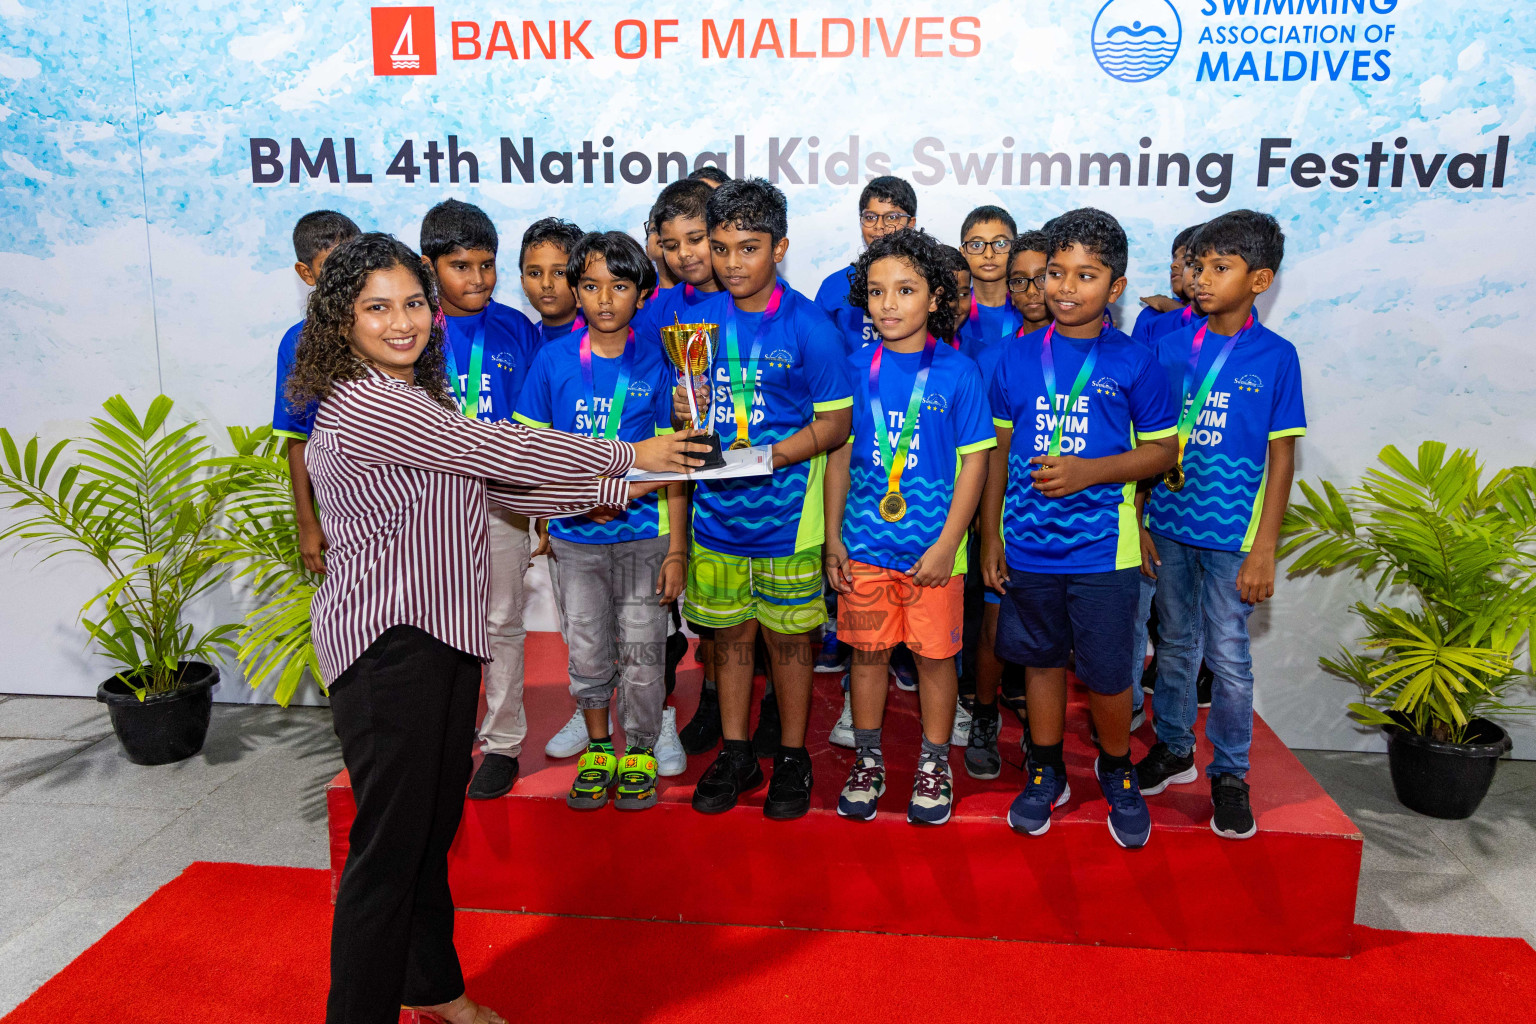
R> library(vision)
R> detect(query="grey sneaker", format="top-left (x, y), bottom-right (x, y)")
top-left (964, 705), bottom-right (1002, 780)
top-left (951, 698), bottom-right (973, 746)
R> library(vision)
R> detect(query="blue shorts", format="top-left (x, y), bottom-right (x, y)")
top-left (996, 567), bottom-right (1141, 696)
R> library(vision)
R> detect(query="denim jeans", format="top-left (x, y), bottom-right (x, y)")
top-left (1129, 572), bottom-right (1154, 712)
top-left (1149, 535), bottom-right (1255, 778)
top-left (549, 535), bottom-right (671, 750)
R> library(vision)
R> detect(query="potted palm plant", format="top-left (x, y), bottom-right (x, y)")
top-left (214, 425), bottom-right (323, 707)
top-left (0, 396), bottom-right (246, 765)
top-left (1281, 441), bottom-right (1533, 818)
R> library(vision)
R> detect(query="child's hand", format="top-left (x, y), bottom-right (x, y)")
top-left (1139, 527), bottom-right (1160, 581)
top-left (531, 520), bottom-right (551, 561)
top-left (1140, 294), bottom-right (1183, 314)
top-left (1029, 455), bottom-right (1099, 498)
top-left (656, 550), bottom-right (687, 605)
top-left (672, 383), bottom-right (710, 428)
top-left (823, 541), bottom-right (855, 595)
top-left (980, 538), bottom-right (1009, 595)
top-left (907, 543), bottom-right (957, 588)
top-left (1237, 549), bottom-right (1276, 605)
top-left (298, 520), bottom-right (328, 575)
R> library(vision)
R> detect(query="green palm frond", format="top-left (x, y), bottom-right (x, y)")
top-left (1284, 441), bottom-right (1536, 741)
top-left (0, 396), bottom-right (241, 697)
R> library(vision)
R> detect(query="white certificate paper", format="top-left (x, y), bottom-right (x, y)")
top-left (626, 444), bottom-right (774, 483)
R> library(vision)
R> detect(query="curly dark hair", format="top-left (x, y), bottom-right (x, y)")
top-left (848, 228), bottom-right (958, 340)
top-left (284, 233), bottom-right (451, 413)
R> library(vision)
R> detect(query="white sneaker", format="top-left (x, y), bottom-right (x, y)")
top-left (951, 699), bottom-right (973, 746)
top-left (829, 691), bottom-right (855, 748)
top-left (654, 707), bottom-right (687, 777)
top-left (544, 708), bottom-right (607, 759)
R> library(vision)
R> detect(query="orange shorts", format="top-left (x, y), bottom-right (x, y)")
top-left (836, 561), bottom-right (964, 659)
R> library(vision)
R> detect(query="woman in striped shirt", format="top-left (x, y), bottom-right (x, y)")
top-left (286, 233), bottom-right (705, 1024)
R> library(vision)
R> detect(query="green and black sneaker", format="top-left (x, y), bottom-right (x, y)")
top-left (567, 740), bottom-right (617, 811)
top-left (614, 746), bottom-right (660, 811)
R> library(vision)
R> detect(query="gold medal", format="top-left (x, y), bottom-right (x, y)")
top-left (1165, 464), bottom-right (1185, 492)
top-left (879, 491), bottom-right (907, 522)
top-left (730, 437), bottom-right (750, 451)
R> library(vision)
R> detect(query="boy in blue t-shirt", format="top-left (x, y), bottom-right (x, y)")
top-left (814, 175), bottom-right (919, 355)
top-left (637, 179), bottom-right (724, 344)
top-left (1135, 211), bottom-right (1305, 841)
top-left (980, 208), bottom-right (1178, 849)
top-left (272, 210), bottom-right (360, 576)
top-left (1129, 223), bottom-right (1202, 348)
top-left (519, 217), bottom-right (585, 343)
top-left (679, 178), bottom-right (854, 821)
top-left (824, 229), bottom-right (994, 826)
top-left (419, 200), bottom-right (546, 803)
top-left (515, 231), bottom-right (686, 811)
top-left (955, 205), bottom-right (1025, 362)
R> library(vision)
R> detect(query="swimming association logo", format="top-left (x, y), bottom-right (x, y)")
top-left (1091, 376), bottom-right (1120, 396)
top-left (764, 348), bottom-right (795, 370)
top-left (627, 380), bottom-right (654, 399)
top-left (371, 7), bottom-right (437, 76)
top-left (1234, 373), bottom-right (1264, 393)
top-left (1091, 0), bottom-right (1181, 83)
top-left (922, 393), bottom-right (948, 413)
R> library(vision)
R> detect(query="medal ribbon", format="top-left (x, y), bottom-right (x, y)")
top-left (1039, 322), bottom-right (1101, 457)
top-left (443, 317), bottom-right (487, 419)
top-left (577, 328), bottom-right (637, 441)
top-left (723, 281), bottom-right (784, 447)
top-left (869, 334), bottom-right (939, 498)
top-left (1175, 312), bottom-right (1253, 461)
top-left (966, 286), bottom-right (1023, 346)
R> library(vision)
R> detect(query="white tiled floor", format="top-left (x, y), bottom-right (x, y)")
top-left (0, 693), bottom-right (1531, 1015)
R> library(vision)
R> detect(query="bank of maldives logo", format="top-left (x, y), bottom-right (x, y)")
top-left (372, 7), bottom-right (437, 76)
top-left (1092, 0), bottom-right (1181, 83)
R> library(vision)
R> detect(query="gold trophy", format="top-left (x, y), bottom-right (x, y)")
top-left (660, 315), bottom-right (727, 469)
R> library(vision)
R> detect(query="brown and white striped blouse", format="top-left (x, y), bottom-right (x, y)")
top-left (305, 368), bottom-right (636, 682)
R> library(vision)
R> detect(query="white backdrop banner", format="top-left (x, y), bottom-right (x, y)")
top-left (1, 0), bottom-right (1533, 754)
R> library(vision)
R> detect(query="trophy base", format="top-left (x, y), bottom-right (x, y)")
top-left (695, 431), bottom-right (727, 470)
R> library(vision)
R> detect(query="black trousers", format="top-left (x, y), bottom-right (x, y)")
top-left (327, 625), bottom-right (481, 1024)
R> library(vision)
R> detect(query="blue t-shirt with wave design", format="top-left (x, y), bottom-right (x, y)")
top-left (688, 284), bottom-right (853, 558)
top-left (989, 324), bottom-right (1178, 573)
top-left (1146, 317), bottom-right (1307, 552)
top-left (513, 332), bottom-right (675, 545)
top-left (842, 342), bottom-right (996, 574)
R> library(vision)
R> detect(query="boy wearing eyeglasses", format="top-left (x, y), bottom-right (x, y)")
top-left (815, 176), bottom-right (919, 355)
top-left (955, 205), bottom-right (1024, 361)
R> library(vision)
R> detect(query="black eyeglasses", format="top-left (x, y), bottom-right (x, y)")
top-left (1007, 274), bottom-right (1046, 293)
top-left (963, 238), bottom-right (1013, 255)
top-left (861, 211), bottom-right (913, 227)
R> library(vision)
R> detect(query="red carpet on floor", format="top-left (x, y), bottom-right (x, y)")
top-left (5, 863), bottom-right (1535, 1024)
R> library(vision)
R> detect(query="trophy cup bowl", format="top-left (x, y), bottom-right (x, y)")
top-left (660, 318), bottom-right (727, 469)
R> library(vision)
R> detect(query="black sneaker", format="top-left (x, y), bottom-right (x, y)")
top-left (1211, 773), bottom-right (1257, 839)
top-left (1140, 653), bottom-right (1158, 695)
top-left (466, 753), bottom-right (519, 800)
top-left (964, 704), bottom-right (1002, 780)
top-left (763, 752), bottom-right (814, 820)
top-left (691, 746), bottom-right (764, 814)
top-left (751, 690), bottom-right (782, 758)
top-left (679, 686), bottom-right (722, 755)
top-left (1136, 742), bottom-right (1197, 796)
top-left (1197, 662), bottom-right (1215, 708)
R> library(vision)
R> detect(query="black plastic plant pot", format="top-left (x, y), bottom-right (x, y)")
top-left (1384, 715), bottom-right (1512, 820)
top-left (95, 661), bottom-right (219, 766)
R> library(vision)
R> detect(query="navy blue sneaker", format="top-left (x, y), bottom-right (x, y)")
top-left (815, 629), bottom-right (849, 674)
top-left (1096, 756), bottom-right (1152, 849)
top-left (1007, 763), bottom-right (1071, 836)
top-left (889, 651), bottom-right (918, 692)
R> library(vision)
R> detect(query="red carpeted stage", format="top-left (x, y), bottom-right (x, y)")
top-left (327, 633), bottom-right (1362, 957)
